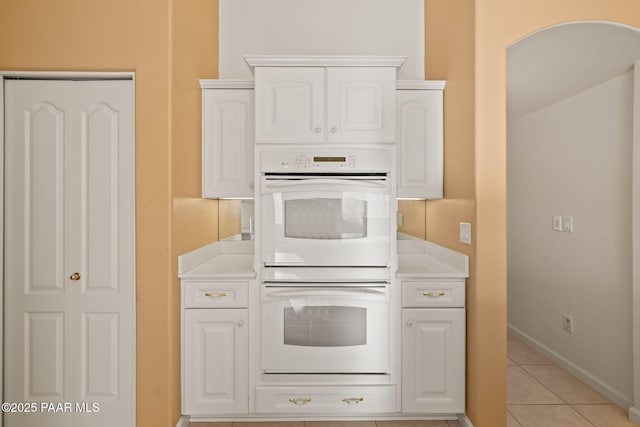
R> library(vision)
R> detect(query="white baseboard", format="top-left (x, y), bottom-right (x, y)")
top-left (176, 414), bottom-right (464, 427)
top-left (630, 406), bottom-right (640, 423)
top-left (457, 414), bottom-right (474, 427)
top-left (175, 415), bottom-right (189, 427)
top-left (508, 325), bottom-right (633, 410)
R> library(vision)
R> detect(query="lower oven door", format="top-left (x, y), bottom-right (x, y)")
top-left (261, 284), bottom-right (390, 374)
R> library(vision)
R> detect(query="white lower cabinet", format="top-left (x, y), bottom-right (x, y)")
top-left (256, 385), bottom-right (397, 414)
top-left (401, 308), bottom-right (465, 413)
top-left (183, 308), bottom-right (249, 415)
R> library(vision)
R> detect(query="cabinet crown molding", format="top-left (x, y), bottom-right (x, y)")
top-left (200, 79), bottom-right (254, 89)
top-left (244, 55), bottom-right (407, 69)
top-left (397, 80), bottom-right (446, 90)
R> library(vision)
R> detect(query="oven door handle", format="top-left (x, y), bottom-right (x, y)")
top-left (263, 287), bottom-right (389, 299)
top-left (263, 179), bottom-right (387, 190)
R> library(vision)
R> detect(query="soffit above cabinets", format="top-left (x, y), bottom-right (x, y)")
top-left (219, 0), bottom-right (424, 80)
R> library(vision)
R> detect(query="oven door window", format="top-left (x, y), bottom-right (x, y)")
top-left (284, 198), bottom-right (367, 239)
top-left (283, 305), bottom-right (366, 347)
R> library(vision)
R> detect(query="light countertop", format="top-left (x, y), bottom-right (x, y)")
top-left (180, 254), bottom-right (255, 280)
top-left (178, 238), bottom-right (255, 280)
top-left (397, 253), bottom-right (467, 278)
top-left (396, 233), bottom-right (469, 279)
top-left (178, 234), bottom-right (468, 280)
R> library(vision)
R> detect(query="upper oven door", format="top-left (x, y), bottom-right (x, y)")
top-left (260, 175), bottom-right (391, 266)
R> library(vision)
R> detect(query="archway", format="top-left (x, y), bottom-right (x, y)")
top-left (507, 21), bottom-right (640, 422)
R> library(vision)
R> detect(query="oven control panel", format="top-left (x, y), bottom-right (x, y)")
top-left (261, 149), bottom-right (392, 173)
top-left (293, 155), bottom-right (357, 170)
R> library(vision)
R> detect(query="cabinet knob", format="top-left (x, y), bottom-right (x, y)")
top-left (69, 272), bottom-right (81, 281)
top-left (330, 126), bottom-right (338, 133)
top-left (249, 183), bottom-right (254, 190)
top-left (236, 320), bottom-right (244, 328)
top-left (407, 319), bottom-right (415, 327)
top-left (314, 126), bottom-right (321, 133)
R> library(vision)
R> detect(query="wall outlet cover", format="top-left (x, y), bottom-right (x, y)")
top-left (562, 314), bottom-right (574, 333)
top-left (459, 222), bottom-right (472, 245)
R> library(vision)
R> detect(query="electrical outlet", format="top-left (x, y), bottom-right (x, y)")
top-left (562, 314), bottom-right (574, 333)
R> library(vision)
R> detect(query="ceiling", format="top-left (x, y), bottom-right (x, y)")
top-left (508, 22), bottom-right (640, 119)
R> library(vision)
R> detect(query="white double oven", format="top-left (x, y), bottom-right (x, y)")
top-left (257, 148), bottom-right (395, 375)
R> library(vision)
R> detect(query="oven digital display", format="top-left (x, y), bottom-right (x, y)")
top-left (313, 156), bottom-right (346, 163)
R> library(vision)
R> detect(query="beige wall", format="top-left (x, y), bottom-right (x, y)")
top-left (170, 0), bottom-right (220, 423)
top-left (475, 0), bottom-right (640, 425)
top-left (0, 0), bottom-right (220, 426)
top-left (424, 2), bottom-right (640, 425)
top-left (423, 1), bottom-right (490, 425)
top-left (0, 1), bottom-right (175, 425)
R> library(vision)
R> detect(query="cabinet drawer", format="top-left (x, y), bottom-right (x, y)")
top-left (255, 385), bottom-right (396, 414)
top-left (183, 281), bottom-right (248, 308)
top-left (402, 281), bottom-right (465, 308)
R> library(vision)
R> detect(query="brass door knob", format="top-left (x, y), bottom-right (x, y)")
top-left (69, 272), bottom-right (81, 281)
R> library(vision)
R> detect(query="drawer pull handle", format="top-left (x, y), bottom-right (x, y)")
top-left (289, 398), bottom-right (311, 406)
top-left (423, 292), bottom-right (446, 297)
top-left (341, 397), bottom-right (364, 405)
top-left (204, 291), bottom-right (228, 298)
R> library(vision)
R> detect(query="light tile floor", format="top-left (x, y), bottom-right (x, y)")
top-left (507, 332), bottom-right (639, 427)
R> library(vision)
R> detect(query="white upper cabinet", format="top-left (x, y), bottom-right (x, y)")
top-left (201, 80), bottom-right (254, 198)
top-left (396, 81), bottom-right (445, 199)
top-left (249, 56), bottom-right (404, 144)
top-left (326, 67), bottom-right (397, 143)
top-left (254, 67), bottom-right (325, 144)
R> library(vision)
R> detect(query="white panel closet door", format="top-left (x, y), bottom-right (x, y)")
top-left (3, 79), bottom-right (135, 427)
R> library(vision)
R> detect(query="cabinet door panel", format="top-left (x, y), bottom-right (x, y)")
top-left (397, 89), bottom-right (443, 199)
top-left (255, 67), bottom-right (324, 144)
top-left (184, 309), bottom-right (248, 415)
top-left (202, 89), bottom-right (254, 198)
top-left (402, 309), bottom-right (465, 413)
top-left (327, 67), bottom-right (396, 143)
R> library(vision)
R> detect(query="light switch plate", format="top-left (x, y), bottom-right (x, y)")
top-left (459, 222), bottom-right (471, 245)
top-left (562, 216), bottom-right (573, 232)
top-left (553, 216), bottom-right (562, 231)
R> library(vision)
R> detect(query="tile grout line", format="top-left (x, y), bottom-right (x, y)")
top-left (508, 338), bottom-right (614, 427)
top-left (510, 363), bottom-right (569, 406)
